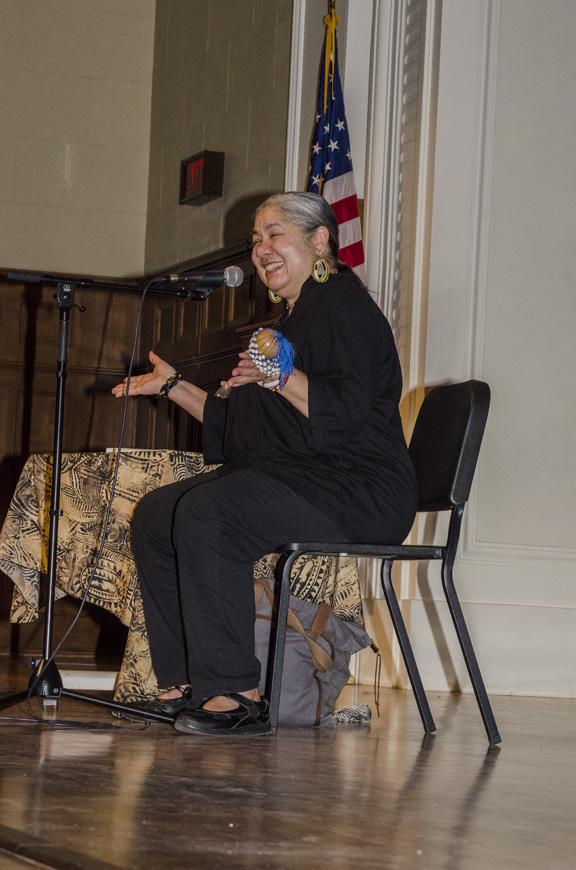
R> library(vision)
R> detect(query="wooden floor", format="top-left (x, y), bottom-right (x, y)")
top-left (0, 660), bottom-right (574, 870)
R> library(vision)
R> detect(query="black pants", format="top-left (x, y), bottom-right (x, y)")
top-left (131, 467), bottom-right (348, 699)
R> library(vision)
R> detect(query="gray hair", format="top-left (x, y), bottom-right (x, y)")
top-left (256, 192), bottom-right (340, 264)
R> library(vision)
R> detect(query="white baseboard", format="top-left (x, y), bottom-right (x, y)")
top-left (60, 670), bottom-right (117, 692)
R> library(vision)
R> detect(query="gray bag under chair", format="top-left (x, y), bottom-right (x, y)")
top-left (254, 578), bottom-right (372, 726)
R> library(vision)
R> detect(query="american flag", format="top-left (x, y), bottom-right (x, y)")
top-left (306, 11), bottom-right (365, 275)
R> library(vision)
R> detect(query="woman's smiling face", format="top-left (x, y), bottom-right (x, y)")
top-left (251, 206), bottom-right (324, 306)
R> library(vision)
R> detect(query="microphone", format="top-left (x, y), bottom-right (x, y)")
top-left (161, 266), bottom-right (244, 288)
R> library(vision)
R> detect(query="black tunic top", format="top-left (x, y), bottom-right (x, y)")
top-left (202, 270), bottom-right (417, 543)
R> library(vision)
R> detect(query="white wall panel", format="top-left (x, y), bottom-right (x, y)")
top-left (407, 600), bottom-right (576, 698)
top-left (423, 0), bottom-right (576, 696)
top-left (358, 596), bottom-right (576, 699)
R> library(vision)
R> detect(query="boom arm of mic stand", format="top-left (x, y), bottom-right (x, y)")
top-left (5, 271), bottom-right (139, 293)
top-left (4, 271), bottom-right (220, 300)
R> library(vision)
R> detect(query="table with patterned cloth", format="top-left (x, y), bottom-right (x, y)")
top-left (0, 450), bottom-right (363, 702)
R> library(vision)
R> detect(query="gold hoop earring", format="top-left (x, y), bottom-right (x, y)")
top-left (268, 288), bottom-right (282, 304)
top-left (312, 257), bottom-right (330, 283)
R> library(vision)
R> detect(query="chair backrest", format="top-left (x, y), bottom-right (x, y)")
top-left (408, 380), bottom-right (490, 512)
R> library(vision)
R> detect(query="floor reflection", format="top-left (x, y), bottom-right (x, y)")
top-left (0, 682), bottom-right (574, 870)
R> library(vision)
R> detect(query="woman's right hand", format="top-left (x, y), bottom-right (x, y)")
top-left (111, 351), bottom-right (176, 398)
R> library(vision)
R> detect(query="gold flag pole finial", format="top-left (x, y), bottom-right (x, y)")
top-left (322, 1), bottom-right (339, 113)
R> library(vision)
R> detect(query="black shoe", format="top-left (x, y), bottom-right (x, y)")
top-left (118, 688), bottom-right (196, 721)
top-left (174, 693), bottom-right (272, 737)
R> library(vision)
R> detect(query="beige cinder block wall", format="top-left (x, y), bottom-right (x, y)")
top-left (0, 0), bottom-right (155, 277)
top-left (145, 0), bottom-right (293, 273)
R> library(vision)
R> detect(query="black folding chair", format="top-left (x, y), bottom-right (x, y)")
top-left (266, 380), bottom-right (501, 745)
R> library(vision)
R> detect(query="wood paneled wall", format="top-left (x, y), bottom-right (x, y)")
top-left (0, 246), bottom-right (273, 665)
top-left (0, 276), bottom-right (141, 663)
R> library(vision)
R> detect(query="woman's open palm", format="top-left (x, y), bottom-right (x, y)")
top-left (111, 351), bottom-right (175, 398)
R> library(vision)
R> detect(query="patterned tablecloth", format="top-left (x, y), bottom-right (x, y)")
top-left (0, 450), bottom-right (363, 702)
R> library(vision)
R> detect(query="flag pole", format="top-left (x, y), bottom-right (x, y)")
top-left (306, 0), bottom-right (366, 275)
top-left (323, 3), bottom-right (339, 114)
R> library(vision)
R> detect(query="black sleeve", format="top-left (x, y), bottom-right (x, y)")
top-left (201, 395), bottom-right (228, 463)
top-left (304, 290), bottom-right (389, 452)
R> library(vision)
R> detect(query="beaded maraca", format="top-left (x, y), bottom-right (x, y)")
top-left (247, 327), bottom-right (295, 391)
top-left (215, 327), bottom-right (295, 397)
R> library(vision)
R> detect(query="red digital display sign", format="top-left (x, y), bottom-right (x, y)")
top-left (180, 151), bottom-right (224, 205)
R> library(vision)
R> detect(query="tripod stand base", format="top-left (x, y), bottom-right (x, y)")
top-left (60, 688), bottom-right (176, 724)
top-left (0, 656), bottom-right (63, 712)
top-left (0, 659), bottom-right (176, 723)
top-left (0, 688), bottom-right (31, 712)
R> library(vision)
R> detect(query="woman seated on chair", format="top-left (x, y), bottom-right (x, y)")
top-left (112, 191), bottom-right (417, 736)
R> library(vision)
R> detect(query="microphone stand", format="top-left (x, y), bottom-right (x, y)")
top-left (0, 272), bottom-right (219, 723)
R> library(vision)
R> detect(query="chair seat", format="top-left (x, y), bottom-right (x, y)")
top-left (276, 542), bottom-right (445, 560)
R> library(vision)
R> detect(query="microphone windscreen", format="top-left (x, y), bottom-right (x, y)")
top-left (223, 266), bottom-right (244, 288)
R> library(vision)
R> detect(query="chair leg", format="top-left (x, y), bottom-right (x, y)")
top-left (380, 559), bottom-right (436, 735)
top-left (265, 552), bottom-right (298, 733)
top-left (442, 559), bottom-right (502, 745)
